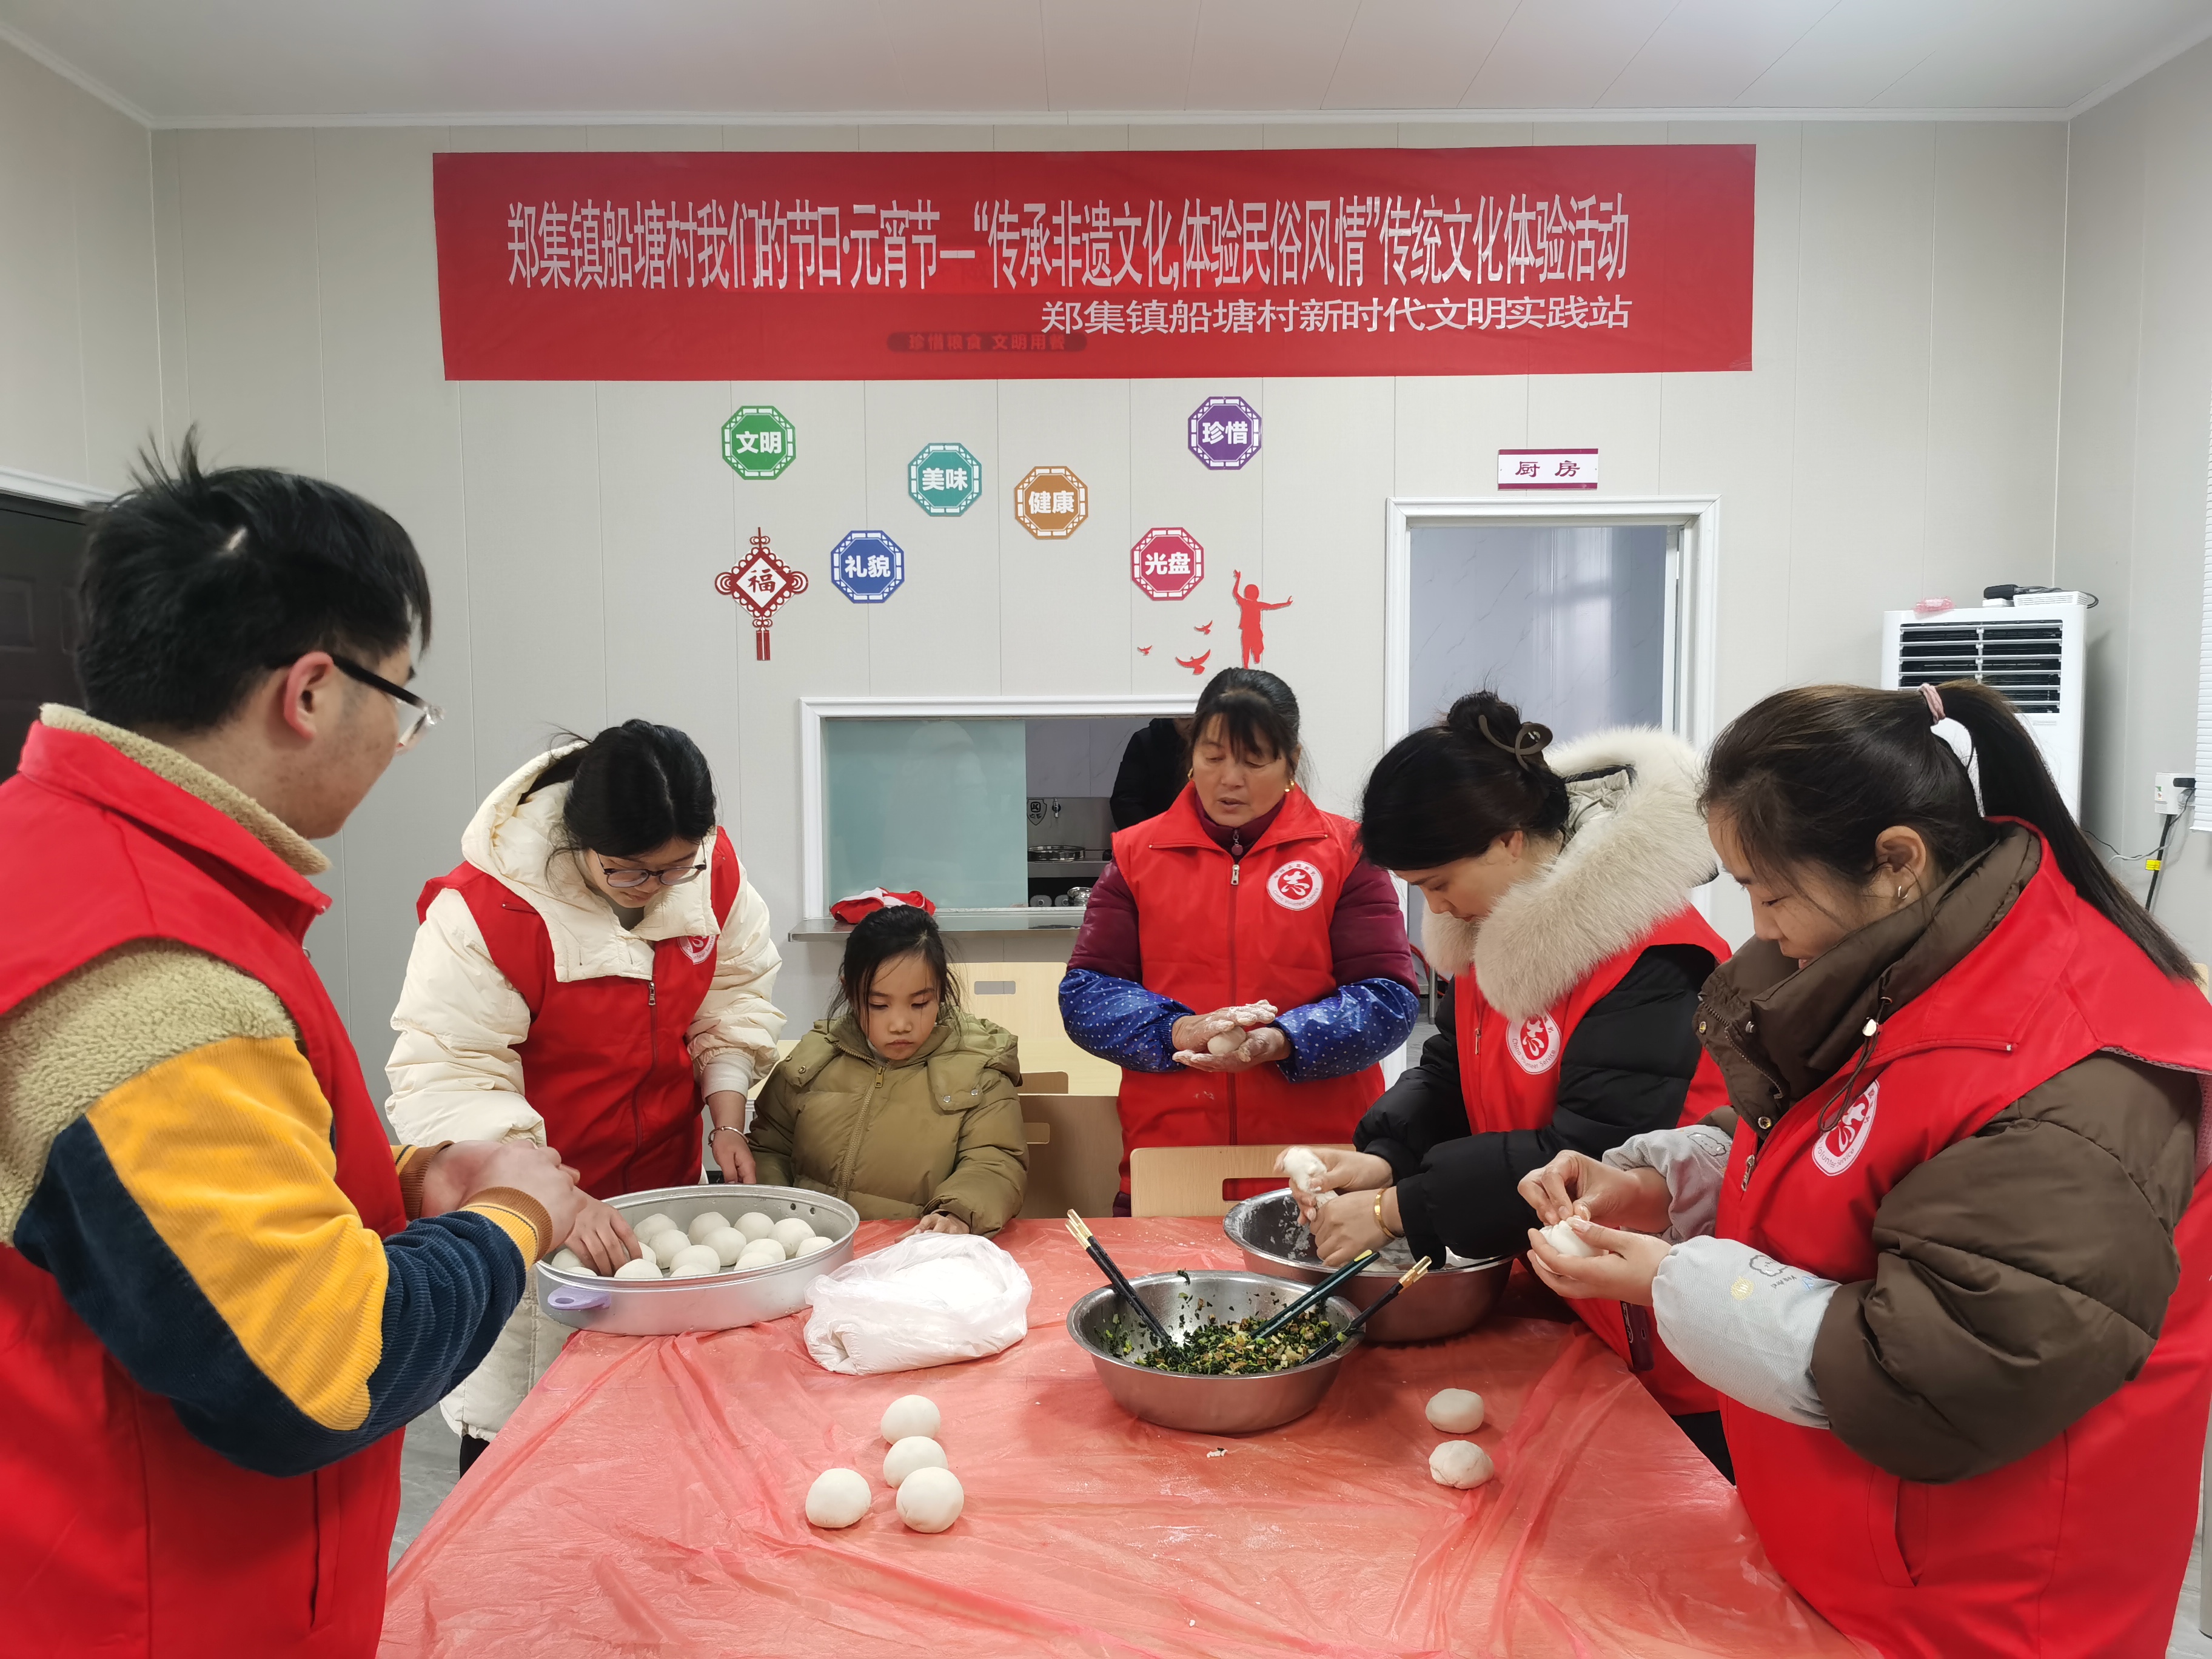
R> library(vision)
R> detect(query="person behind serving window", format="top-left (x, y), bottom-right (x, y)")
top-left (386, 720), bottom-right (783, 1470)
top-left (1060, 668), bottom-right (1419, 1207)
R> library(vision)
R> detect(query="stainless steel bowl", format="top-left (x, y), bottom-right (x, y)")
top-left (1065, 1270), bottom-right (1361, 1434)
top-left (534, 1185), bottom-right (859, 1336)
top-left (1224, 1190), bottom-right (1510, 1344)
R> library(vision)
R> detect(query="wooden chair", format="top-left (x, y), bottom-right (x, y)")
top-left (1017, 1094), bottom-right (1123, 1219)
top-left (1128, 1143), bottom-right (1353, 1218)
top-left (951, 961), bottom-right (1121, 1094)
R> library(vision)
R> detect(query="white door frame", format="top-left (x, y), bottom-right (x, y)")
top-left (0, 466), bottom-right (110, 509)
top-left (1382, 494), bottom-right (1723, 752)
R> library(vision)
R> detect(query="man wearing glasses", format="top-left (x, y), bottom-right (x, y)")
top-left (0, 438), bottom-right (585, 1657)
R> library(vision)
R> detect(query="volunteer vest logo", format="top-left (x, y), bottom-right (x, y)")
top-left (1509, 1012), bottom-right (1563, 1076)
top-left (680, 935), bottom-right (716, 965)
top-left (1812, 1081), bottom-right (1880, 1176)
top-left (1268, 860), bottom-right (1324, 911)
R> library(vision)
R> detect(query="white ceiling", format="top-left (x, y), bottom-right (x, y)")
top-left (5, 0), bottom-right (2211, 128)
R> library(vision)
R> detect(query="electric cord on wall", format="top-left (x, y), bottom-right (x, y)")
top-left (2143, 783), bottom-right (2196, 916)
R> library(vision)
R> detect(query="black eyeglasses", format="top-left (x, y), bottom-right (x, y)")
top-left (595, 855), bottom-right (709, 890)
top-left (270, 653), bottom-right (442, 750)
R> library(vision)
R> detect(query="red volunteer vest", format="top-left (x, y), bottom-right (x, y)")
top-left (1456, 908), bottom-right (1729, 1415)
top-left (1113, 786), bottom-right (1384, 1179)
top-left (416, 828), bottom-right (740, 1198)
top-left (1714, 839), bottom-right (2212, 1658)
top-left (0, 723), bottom-right (407, 1658)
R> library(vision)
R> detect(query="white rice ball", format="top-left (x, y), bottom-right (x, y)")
top-left (669, 1244), bottom-right (723, 1275)
top-left (882, 1436), bottom-right (948, 1487)
top-left (703, 1225), bottom-right (749, 1267)
top-left (769, 1216), bottom-right (817, 1254)
top-left (634, 1212), bottom-right (680, 1239)
top-left (795, 1235), bottom-right (835, 1259)
top-left (612, 1256), bottom-right (662, 1281)
top-left (1206, 1031), bottom-right (1244, 1056)
top-left (736, 1211), bottom-right (777, 1242)
top-left (1539, 1219), bottom-right (1598, 1259)
top-left (805, 1467), bottom-right (871, 1529)
top-left (1429, 1441), bottom-right (1495, 1489)
top-left (668, 1260), bottom-right (719, 1279)
top-left (644, 1230), bottom-right (690, 1269)
top-left (686, 1210), bottom-right (732, 1245)
top-left (736, 1239), bottom-right (786, 1270)
top-left (1426, 1389), bottom-right (1486, 1434)
top-left (879, 1395), bottom-right (940, 1444)
top-left (548, 1247), bottom-right (585, 1273)
top-left (895, 1466), bottom-right (964, 1533)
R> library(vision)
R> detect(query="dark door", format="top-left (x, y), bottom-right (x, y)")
top-left (0, 494), bottom-right (90, 781)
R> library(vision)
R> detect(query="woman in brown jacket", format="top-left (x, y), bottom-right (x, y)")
top-left (746, 906), bottom-right (1028, 1234)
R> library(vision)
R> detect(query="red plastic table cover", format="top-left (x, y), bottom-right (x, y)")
top-left (382, 1218), bottom-right (1863, 1659)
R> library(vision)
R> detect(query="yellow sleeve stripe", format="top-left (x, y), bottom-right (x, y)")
top-left (461, 1201), bottom-right (542, 1264)
top-left (85, 1036), bottom-right (389, 1432)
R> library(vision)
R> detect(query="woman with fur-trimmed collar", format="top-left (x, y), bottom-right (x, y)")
top-left (1293, 691), bottom-right (1733, 1463)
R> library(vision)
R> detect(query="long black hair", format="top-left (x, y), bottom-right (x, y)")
top-left (1359, 690), bottom-right (1572, 870)
top-left (831, 905), bottom-right (960, 1019)
top-left (1188, 668), bottom-right (1305, 783)
top-left (1704, 682), bottom-right (2191, 979)
top-left (526, 720), bottom-right (717, 859)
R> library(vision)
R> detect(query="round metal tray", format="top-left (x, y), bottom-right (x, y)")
top-left (1224, 1190), bottom-right (1510, 1344)
top-left (1065, 1270), bottom-right (1361, 1435)
top-left (533, 1184), bottom-right (860, 1336)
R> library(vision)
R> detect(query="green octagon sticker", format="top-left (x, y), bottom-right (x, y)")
top-left (908, 442), bottom-right (981, 517)
top-left (722, 406), bottom-right (796, 480)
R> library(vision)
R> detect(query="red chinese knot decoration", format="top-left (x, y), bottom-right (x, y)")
top-left (717, 528), bottom-right (809, 660)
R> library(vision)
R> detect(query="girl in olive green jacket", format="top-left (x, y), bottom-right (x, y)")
top-left (748, 906), bottom-right (1028, 1234)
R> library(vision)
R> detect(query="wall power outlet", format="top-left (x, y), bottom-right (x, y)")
top-left (2153, 773), bottom-right (2196, 814)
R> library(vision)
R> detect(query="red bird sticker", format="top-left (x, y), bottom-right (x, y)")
top-left (1175, 649), bottom-right (1212, 675)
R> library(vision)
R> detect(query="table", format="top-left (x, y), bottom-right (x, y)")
top-left (381, 1219), bottom-right (1860, 1658)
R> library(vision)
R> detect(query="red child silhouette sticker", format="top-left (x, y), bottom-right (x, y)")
top-left (1269, 860), bottom-right (1324, 911)
top-left (1232, 569), bottom-right (1292, 668)
top-left (1508, 1013), bottom-right (1563, 1076)
top-left (1813, 1081), bottom-right (1880, 1176)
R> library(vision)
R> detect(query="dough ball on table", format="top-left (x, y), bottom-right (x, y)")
top-left (612, 1256), bottom-right (663, 1281)
top-left (635, 1213), bottom-right (680, 1240)
top-left (736, 1240), bottom-right (786, 1270)
top-left (882, 1436), bottom-right (948, 1487)
top-left (704, 1226), bottom-right (749, 1267)
top-left (548, 1247), bottom-right (585, 1273)
top-left (1426, 1389), bottom-right (1486, 1434)
top-left (686, 1210), bottom-right (732, 1245)
top-left (645, 1231), bottom-right (691, 1269)
top-left (880, 1395), bottom-right (941, 1444)
top-left (736, 1212), bottom-right (777, 1242)
top-left (1539, 1219), bottom-right (1598, 1259)
top-left (805, 1468), bottom-right (872, 1529)
top-left (1429, 1441), bottom-right (1495, 1490)
top-left (896, 1466), bottom-right (965, 1533)
top-left (669, 1244), bottom-right (723, 1275)
top-left (795, 1235), bottom-right (836, 1260)
top-left (769, 1217), bottom-right (817, 1254)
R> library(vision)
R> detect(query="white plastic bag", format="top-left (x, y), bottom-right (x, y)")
top-left (803, 1232), bottom-right (1033, 1376)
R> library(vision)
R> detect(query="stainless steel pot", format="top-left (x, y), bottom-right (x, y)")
top-left (534, 1185), bottom-right (860, 1337)
top-left (1224, 1190), bottom-right (1509, 1344)
top-left (1065, 1270), bottom-right (1360, 1434)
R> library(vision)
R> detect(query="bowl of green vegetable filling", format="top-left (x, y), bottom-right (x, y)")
top-left (1065, 1270), bottom-right (1363, 1433)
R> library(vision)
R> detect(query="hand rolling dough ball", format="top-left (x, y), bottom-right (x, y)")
top-left (686, 1210), bottom-right (733, 1245)
top-left (645, 1230), bottom-right (691, 1269)
top-left (1206, 1031), bottom-right (1244, 1056)
top-left (769, 1216), bottom-right (817, 1254)
top-left (736, 1239), bottom-right (786, 1270)
top-left (805, 1467), bottom-right (871, 1529)
top-left (795, 1235), bottom-right (835, 1259)
top-left (736, 1211), bottom-right (777, 1242)
top-left (549, 1247), bottom-right (585, 1273)
top-left (1429, 1440), bottom-right (1495, 1489)
top-left (669, 1244), bottom-right (723, 1275)
top-left (895, 1466), bottom-right (965, 1533)
top-left (1539, 1219), bottom-right (1598, 1259)
top-left (635, 1213), bottom-right (680, 1239)
top-left (879, 1395), bottom-right (941, 1444)
top-left (612, 1256), bottom-right (663, 1280)
top-left (1280, 1147), bottom-right (1329, 1198)
top-left (882, 1435), bottom-right (948, 1487)
top-left (704, 1226), bottom-right (749, 1267)
top-left (1426, 1389), bottom-right (1486, 1434)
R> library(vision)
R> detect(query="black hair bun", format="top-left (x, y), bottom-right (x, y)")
top-left (1444, 691), bottom-right (1553, 770)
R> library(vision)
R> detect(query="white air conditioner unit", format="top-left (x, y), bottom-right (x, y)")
top-left (1880, 599), bottom-right (2086, 817)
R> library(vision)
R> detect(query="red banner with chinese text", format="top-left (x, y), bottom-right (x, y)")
top-left (432, 146), bottom-right (1752, 380)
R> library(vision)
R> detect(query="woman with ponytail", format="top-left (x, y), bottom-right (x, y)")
top-left (1521, 682), bottom-right (2212, 1657)
top-left (1324, 691), bottom-right (1734, 1464)
top-left (386, 721), bottom-right (784, 1466)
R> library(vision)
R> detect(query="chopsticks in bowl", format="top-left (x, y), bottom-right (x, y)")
top-left (1298, 1258), bottom-right (1432, 1364)
top-left (1065, 1211), bottom-right (1179, 1353)
top-left (1250, 1248), bottom-right (1378, 1341)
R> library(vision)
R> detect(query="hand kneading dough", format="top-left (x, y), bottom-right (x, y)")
top-left (896, 1466), bottom-right (964, 1533)
top-left (645, 1230), bottom-right (691, 1269)
top-left (806, 1467), bottom-right (871, 1529)
top-left (686, 1210), bottom-right (732, 1245)
top-left (549, 1247), bottom-right (585, 1272)
top-left (669, 1244), bottom-right (723, 1275)
top-left (795, 1235), bottom-right (836, 1259)
top-left (1429, 1441), bottom-right (1495, 1489)
top-left (613, 1256), bottom-right (663, 1280)
top-left (1206, 1031), bottom-right (1245, 1056)
top-left (882, 1435), bottom-right (948, 1487)
top-left (736, 1240), bottom-right (786, 1269)
top-left (704, 1226), bottom-right (749, 1267)
top-left (1540, 1219), bottom-right (1598, 1259)
top-left (880, 1395), bottom-right (941, 1444)
top-left (1280, 1147), bottom-right (1330, 1197)
top-left (635, 1213), bottom-right (680, 1239)
top-left (770, 1217), bottom-right (817, 1253)
top-left (1426, 1389), bottom-right (1486, 1433)
top-left (736, 1211), bottom-right (777, 1242)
